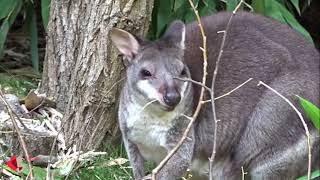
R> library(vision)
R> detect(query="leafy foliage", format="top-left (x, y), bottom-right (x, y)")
top-left (297, 170), bottom-right (320, 180)
top-left (251, 0), bottom-right (313, 43)
top-left (0, 0), bottom-right (22, 57)
top-left (297, 97), bottom-right (320, 179)
top-left (149, 0), bottom-right (313, 43)
top-left (298, 96), bottom-right (320, 130)
top-left (41, 0), bottom-right (51, 30)
top-left (149, 0), bottom-right (217, 39)
top-left (0, 0), bottom-right (51, 73)
top-left (0, 73), bottom-right (37, 97)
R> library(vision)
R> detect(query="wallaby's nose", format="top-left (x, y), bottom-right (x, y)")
top-left (164, 89), bottom-right (181, 108)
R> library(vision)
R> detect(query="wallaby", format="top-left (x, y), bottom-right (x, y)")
top-left (111, 11), bottom-right (320, 180)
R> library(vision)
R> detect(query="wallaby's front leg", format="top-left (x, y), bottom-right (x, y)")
top-left (123, 138), bottom-right (145, 179)
top-left (155, 127), bottom-right (195, 180)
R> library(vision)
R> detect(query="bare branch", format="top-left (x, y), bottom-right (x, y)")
top-left (151, 0), bottom-right (209, 178)
top-left (257, 81), bottom-right (312, 180)
top-left (0, 90), bottom-right (34, 179)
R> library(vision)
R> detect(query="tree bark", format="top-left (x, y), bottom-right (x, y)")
top-left (41, 0), bottom-right (154, 151)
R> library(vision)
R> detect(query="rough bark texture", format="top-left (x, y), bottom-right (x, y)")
top-left (41, 0), bottom-right (154, 151)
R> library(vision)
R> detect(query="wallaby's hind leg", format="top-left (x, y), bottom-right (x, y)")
top-left (235, 73), bottom-right (319, 179)
top-left (248, 130), bottom-right (319, 179)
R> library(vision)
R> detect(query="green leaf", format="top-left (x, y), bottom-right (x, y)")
top-left (0, 20), bottom-right (10, 56)
top-left (0, 0), bottom-right (22, 57)
top-left (290, 0), bottom-right (301, 15)
top-left (298, 96), bottom-right (320, 130)
top-left (199, 0), bottom-right (217, 17)
top-left (171, 0), bottom-right (193, 22)
top-left (281, 9), bottom-right (313, 43)
top-left (26, 3), bottom-right (40, 73)
top-left (41, 0), bottom-right (51, 30)
top-left (251, 0), bottom-right (265, 14)
top-left (182, 0), bottom-right (199, 22)
top-left (296, 169), bottom-right (320, 180)
top-left (156, 0), bottom-right (174, 37)
top-left (7, 0), bottom-right (23, 25)
top-left (2, 164), bottom-right (22, 177)
top-left (261, 0), bottom-right (313, 43)
top-left (226, 0), bottom-right (239, 11)
top-left (19, 161), bottom-right (47, 179)
top-left (0, 0), bottom-right (20, 20)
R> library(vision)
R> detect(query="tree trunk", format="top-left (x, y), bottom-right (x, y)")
top-left (41, 0), bottom-right (154, 151)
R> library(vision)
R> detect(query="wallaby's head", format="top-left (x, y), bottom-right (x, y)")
top-left (111, 21), bottom-right (192, 111)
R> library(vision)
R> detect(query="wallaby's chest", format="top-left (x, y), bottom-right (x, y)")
top-left (124, 103), bottom-right (178, 162)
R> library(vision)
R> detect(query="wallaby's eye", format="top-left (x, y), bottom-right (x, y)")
top-left (140, 69), bottom-right (152, 79)
top-left (180, 67), bottom-right (187, 76)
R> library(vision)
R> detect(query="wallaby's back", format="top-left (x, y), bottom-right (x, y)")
top-left (186, 11), bottom-right (319, 179)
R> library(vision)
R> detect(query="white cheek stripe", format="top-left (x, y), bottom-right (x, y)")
top-left (180, 26), bottom-right (186, 50)
top-left (137, 80), bottom-right (161, 101)
top-left (180, 81), bottom-right (188, 99)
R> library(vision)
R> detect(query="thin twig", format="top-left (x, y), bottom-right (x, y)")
top-left (140, 99), bottom-right (157, 113)
top-left (174, 77), bottom-right (212, 92)
top-left (0, 90), bottom-right (34, 179)
top-left (151, 0), bottom-right (208, 179)
top-left (241, 166), bottom-right (247, 180)
top-left (202, 78), bottom-right (253, 104)
top-left (209, 2), bottom-right (244, 179)
top-left (257, 81), bottom-right (312, 180)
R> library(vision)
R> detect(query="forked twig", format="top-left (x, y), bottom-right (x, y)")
top-left (174, 77), bottom-right (211, 92)
top-left (0, 90), bottom-right (34, 179)
top-left (241, 166), bottom-right (247, 180)
top-left (258, 81), bottom-right (312, 180)
top-left (202, 78), bottom-right (253, 104)
top-left (151, 0), bottom-right (208, 179)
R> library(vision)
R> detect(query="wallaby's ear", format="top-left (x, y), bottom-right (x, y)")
top-left (162, 20), bottom-right (186, 50)
top-left (110, 28), bottom-right (140, 60)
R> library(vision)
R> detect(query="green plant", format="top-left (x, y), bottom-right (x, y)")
top-left (298, 96), bottom-right (320, 130)
top-left (149, 0), bottom-right (313, 42)
top-left (0, 0), bottom-right (51, 73)
top-left (297, 97), bottom-right (320, 180)
top-left (0, 73), bottom-right (37, 97)
top-left (297, 170), bottom-right (320, 180)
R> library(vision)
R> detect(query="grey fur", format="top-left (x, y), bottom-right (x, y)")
top-left (113, 11), bottom-right (320, 180)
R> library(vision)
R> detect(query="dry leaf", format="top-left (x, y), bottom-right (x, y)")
top-left (106, 158), bottom-right (128, 166)
top-left (24, 90), bottom-right (44, 110)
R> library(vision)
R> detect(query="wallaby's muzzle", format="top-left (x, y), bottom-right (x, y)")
top-left (163, 88), bottom-right (181, 109)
